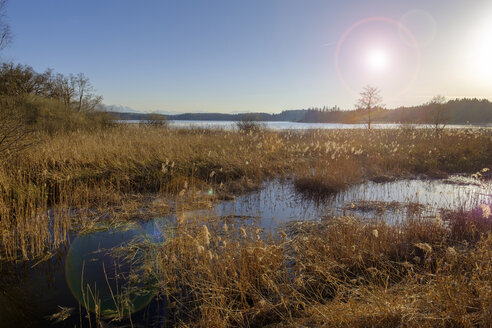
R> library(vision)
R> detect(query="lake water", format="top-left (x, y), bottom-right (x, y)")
top-left (122, 120), bottom-right (491, 130)
top-left (1, 176), bottom-right (490, 327)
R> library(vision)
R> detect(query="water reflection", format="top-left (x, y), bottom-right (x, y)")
top-left (120, 120), bottom-right (491, 130)
top-left (198, 175), bottom-right (491, 228)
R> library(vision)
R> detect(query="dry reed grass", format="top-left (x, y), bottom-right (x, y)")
top-left (152, 208), bottom-right (491, 327)
top-left (0, 125), bottom-right (490, 260)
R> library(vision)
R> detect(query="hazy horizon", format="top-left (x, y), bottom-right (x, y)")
top-left (4, 0), bottom-right (492, 113)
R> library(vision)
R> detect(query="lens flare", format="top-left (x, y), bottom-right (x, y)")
top-left (335, 16), bottom-right (421, 101)
top-left (399, 10), bottom-right (437, 48)
top-left (65, 227), bottom-right (157, 317)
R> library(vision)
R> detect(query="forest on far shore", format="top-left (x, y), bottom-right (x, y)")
top-left (300, 98), bottom-right (492, 124)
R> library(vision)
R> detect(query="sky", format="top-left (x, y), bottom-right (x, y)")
top-left (2, 0), bottom-right (492, 113)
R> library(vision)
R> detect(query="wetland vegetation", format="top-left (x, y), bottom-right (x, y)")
top-left (0, 123), bottom-right (491, 327)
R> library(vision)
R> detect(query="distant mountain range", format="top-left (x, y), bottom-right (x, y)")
top-left (104, 105), bottom-right (183, 116)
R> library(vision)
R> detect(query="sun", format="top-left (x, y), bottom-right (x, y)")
top-left (367, 48), bottom-right (389, 72)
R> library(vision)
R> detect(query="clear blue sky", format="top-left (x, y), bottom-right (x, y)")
top-left (3, 0), bottom-right (492, 113)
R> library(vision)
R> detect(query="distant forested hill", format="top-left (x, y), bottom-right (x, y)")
top-left (112, 110), bottom-right (307, 122)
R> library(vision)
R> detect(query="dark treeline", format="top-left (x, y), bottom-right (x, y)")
top-left (301, 99), bottom-right (492, 125)
top-left (0, 62), bottom-right (111, 134)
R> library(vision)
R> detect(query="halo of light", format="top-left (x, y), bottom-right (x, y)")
top-left (65, 227), bottom-right (157, 317)
top-left (334, 16), bottom-right (421, 100)
top-left (399, 10), bottom-right (437, 48)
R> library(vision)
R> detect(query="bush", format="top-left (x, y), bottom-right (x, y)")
top-left (235, 114), bottom-right (264, 133)
top-left (8, 95), bottom-right (114, 134)
top-left (140, 113), bottom-right (168, 128)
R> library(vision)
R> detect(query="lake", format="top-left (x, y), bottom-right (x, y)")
top-left (121, 120), bottom-right (491, 130)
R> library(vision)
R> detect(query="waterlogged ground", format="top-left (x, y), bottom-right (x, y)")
top-left (0, 176), bottom-right (490, 327)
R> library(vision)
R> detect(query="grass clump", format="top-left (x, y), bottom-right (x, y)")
top-left (294, 158), bottom-right (363, 196)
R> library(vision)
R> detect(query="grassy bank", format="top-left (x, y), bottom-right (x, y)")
top-left (0, 126), bottom-right (490, 259)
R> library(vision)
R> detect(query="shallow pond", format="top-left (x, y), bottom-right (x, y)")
top-left (0, 175), bottom-right (490, 327)
top-left (188, 175), bottom-right (491, 228)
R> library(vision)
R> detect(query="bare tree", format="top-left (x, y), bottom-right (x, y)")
top-left (356, 85), bottom-right (383, 130)
top-left (426, 95), bottom-right (448, 136)
top-left (47, 73), bottom-right (102, 111)
top-left (74, 73), bottom-right (88, 112)
top-left (47, 73), bottom-right (75, 107)
top-left (0, 62), bottom-right (52, 96)
top-left (0, 0), bottom-right (11, 51)
top-left (71, 73), bottom-right (102, 112)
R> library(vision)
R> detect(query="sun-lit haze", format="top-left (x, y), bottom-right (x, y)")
top-left (3, 0), bottom-right (492, 112)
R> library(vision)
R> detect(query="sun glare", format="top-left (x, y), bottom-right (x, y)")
top-left (469, 17), bottom-right (492, 83)
top-left (367, 48), bottom-right (389, 72)
top-left (476, 28), bottom-right (492, 73)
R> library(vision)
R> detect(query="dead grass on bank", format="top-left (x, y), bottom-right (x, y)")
top-left (154, 207), bottom-right (492, 327)
top-left (0, 126), bottom-right (490, 260)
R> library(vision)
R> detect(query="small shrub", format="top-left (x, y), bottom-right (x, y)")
top-left (140, 113), bottom-right (168, 128)
top-left (235, 114), bottom-right (264, 133)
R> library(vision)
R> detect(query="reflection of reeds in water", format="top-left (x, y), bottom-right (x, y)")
top-left (74, 244), bottom-right (155, 326)
top-left (80, 261), bottom-right (99, 328)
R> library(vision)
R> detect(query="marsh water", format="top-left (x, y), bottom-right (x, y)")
top-left (1, 175), bottom-right (490, 327)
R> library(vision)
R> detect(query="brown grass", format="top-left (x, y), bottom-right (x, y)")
top-left (0, 125), bottom-right (490, 260)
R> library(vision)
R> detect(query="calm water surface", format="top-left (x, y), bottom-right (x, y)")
top-left (122, 120), bottom-right (491, 130)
